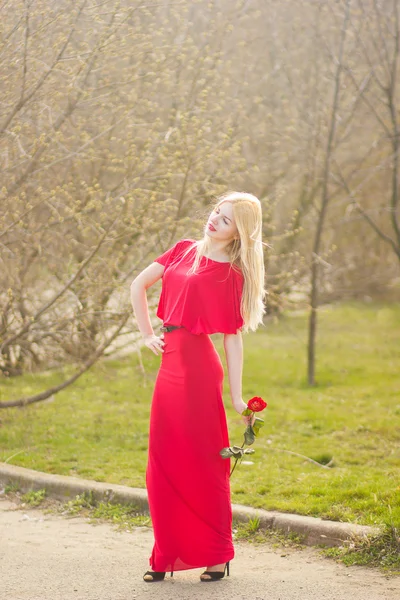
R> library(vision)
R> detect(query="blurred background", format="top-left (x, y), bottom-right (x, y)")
top-left (1, 4), bottom-right (399, 550)
top-left (1, 0), bottom-right (399, 376)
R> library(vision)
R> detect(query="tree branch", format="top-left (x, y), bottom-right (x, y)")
top-left (0, 311), bottom-right (131, 408)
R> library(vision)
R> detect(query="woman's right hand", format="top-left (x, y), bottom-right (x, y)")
top-left (143, 332), bottom-right (165, 355)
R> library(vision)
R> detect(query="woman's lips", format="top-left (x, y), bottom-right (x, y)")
top-left (208, 223), bottom-right (216, 231)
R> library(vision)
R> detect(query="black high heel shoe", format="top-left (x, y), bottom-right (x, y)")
top-left (200, 561), bottom-right (230, 582)
top-left (143, 570), bottom-right (174, 582)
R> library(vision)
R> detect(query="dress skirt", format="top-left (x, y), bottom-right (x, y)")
top-left (146, 326), bottom-right (235, 572)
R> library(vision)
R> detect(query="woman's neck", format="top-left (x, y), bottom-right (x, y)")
top-left (205, 240), bottom-right (231, 261)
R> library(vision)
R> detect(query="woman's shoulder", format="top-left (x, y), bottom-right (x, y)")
top-left (179, 238), bottom-right (197, 246)
top-left (174, 238), bottom-right (197, 255)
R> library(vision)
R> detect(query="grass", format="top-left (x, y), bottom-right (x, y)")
top-left (4, 486), bottom-right (307, 549)
top-left (323, 524), bottom-right (400, 572)
top-left (4, 487), bottom-right (153, 531)
top-left (1, 301), bottom-right (399, 533)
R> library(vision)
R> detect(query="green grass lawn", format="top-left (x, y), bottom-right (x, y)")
top-left (1, 301), bottom-right (399, 529)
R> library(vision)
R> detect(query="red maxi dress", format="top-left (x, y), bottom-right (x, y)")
top-left (146, 238), bottom-right (244, 572)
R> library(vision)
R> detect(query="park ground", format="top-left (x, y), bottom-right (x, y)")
top-left (1, 494), bottom-right (400, 600)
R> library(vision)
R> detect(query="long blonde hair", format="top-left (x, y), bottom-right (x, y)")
top-left (178, 191), bottom-right (268, 333)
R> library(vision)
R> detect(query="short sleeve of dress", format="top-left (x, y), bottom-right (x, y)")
top-left (153, 240), bottom-right (182, 268)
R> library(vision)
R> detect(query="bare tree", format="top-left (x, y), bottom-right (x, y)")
top-left (307, 0), bottom-right (352, 385)
top-left (338, 0), bottom-right (400, 261)
top-left (0, 0), bottom-right (274, 407)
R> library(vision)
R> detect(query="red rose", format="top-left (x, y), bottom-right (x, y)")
top-left (247, 396), bottom-right (267, 412)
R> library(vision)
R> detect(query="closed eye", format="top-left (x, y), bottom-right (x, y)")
top-left (215, 209), bottom-right (230, 225)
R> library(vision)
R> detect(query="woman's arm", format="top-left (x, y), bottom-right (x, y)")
top-left (224, 332), bottom-right (255, 426)
top-left (223, 332), bottom-right (253, 425)
top-left (223, 332), bottom-right (243, 405)
top-left (130, 262), bottom-right (165, 355)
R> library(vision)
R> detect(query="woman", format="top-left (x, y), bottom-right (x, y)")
top-left (130, 191), bottom-right (267, 582)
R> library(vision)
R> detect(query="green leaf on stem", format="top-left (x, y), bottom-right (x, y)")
top-left (220, 447), bottom-right (233, 458)
top-left (253, 417), bottom-right (264, 436)
top-left (244, 424), bottom-right (256, 446)
top-left (220, 446), bottom-right (245, 459)
top-left (241, 408), bottom-right (253, 416)
top-left (231, 445), bottom-right (245, 458)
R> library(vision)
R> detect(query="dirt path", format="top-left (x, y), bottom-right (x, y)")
top-left (1, 497), bottom-right (399, 600)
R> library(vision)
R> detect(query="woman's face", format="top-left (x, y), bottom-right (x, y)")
top-left (206, 202), bottom-right (239, 242)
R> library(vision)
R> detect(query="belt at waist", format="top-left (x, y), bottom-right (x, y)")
top-left (160, 324), bottom-right (183, 333)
